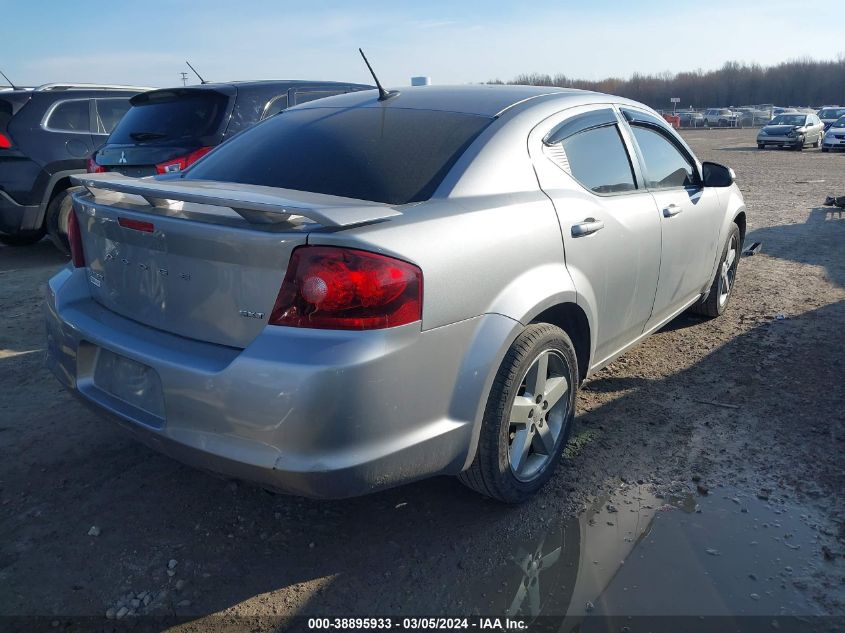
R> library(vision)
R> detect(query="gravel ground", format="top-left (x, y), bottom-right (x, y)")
top-left (0, 128), bottom-right (843, 630)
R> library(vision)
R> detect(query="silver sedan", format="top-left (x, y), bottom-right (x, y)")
top-left (757, 113), bottom-right (825, 150)
top-left (45, 85), bottom-right (746, 502)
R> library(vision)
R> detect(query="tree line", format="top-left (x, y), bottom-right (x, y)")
top-left (489, 57), bottom-right (845, 110)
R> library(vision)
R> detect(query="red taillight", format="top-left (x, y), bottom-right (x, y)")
top-left (87, 156), bottom-right (106, 173)
top-left (155, 146), bottom-right (214, 174)
top-left (269, 246), bottom-right (423, 330)
top-left (67, 207), bottom-right (85, 268)
top-left (118, 217), bottom-right (154, 233)
top-left (0, 132), bottom-right (12, 149)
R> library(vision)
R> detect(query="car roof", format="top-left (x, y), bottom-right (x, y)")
top-left (291, 84), bottom-right (598, 117)
top-left (166, 80), bottom-right (372, 91)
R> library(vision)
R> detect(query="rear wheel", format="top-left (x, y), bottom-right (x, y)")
top-left (0, 229), bottom-right (46, 246)
top-left (45, 188), bottom-right (78, 256)
top-left (813, 134), bottom-right (821, 148)
top-left (690, 223), bottom-right (740, 318)
top-left (459, 324), bottom-right (577, 503)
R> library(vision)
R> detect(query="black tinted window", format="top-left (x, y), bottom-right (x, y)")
top-left (94, 99), bottom-right (131, 134)
top-left (630, 125), bottom-right (696, 189)
top-left (187, 107), bottom-right (492, 205)
top-left (109, 91), bottom-right (229, 144)
top-left (559, 125), bottom-right (636, 194)
top-left (47, 100), bottom-right (89, 132)
top-left (261, 95), bottom-right (288, 119)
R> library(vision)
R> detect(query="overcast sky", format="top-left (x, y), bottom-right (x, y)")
top-left (4, 0), bottom-right (843, 89)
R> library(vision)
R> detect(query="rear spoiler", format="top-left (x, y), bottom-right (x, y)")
top-left (70, 173), bottom-right (402, 228)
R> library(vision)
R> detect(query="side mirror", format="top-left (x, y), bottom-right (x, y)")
top-left (701, 161), bottom-right (735, 187)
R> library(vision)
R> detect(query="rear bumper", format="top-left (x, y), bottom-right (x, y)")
top-left (45, 267), bottom-right (518, 498)
top-left (0, 189), bottom-right (41, 234)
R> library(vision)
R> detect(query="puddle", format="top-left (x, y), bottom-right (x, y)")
top-left (468, 483), bottom-right (836, 625)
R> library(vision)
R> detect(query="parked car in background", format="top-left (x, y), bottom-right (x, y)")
top-left (47, 85), bottom-right (746, 502)
top-left (703, 108), bottom-right (739, 126)
top-left (734, 107), bottom-right (770, 126)
top-left (770, 107), bottom-right (798, 119)
top-left (88, 80), bottom-right (371, 179)
top-left (817, 106), bottom-right (845, 130)
top-left (677, 110), bottom-right (704, 127)
top-left (0, 83), bottom-right (151, 251)
top-left (757, 112), bottom-right (825, 150)
top-left (821, 115), bottom-right (845, 152)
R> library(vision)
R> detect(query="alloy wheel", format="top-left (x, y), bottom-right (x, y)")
top-left (718, 233), bottom-right (738, 308)
top-left (508, 350), bottom-right (571, 481)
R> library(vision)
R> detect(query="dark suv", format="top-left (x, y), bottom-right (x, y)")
top-left (0, 84), bottom-right (151, 251)
top-left (89, 80), bottom-right (371, 179)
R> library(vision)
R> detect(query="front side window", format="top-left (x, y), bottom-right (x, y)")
top-left (46, 100), bottom-right (90, 132)
top-left (630, 125), bottom-right (697, 189)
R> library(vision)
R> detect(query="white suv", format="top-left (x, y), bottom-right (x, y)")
top-left (703, 108), bottom-right (739, 127)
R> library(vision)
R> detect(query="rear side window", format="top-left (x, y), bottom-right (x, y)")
top-left (261, 94), bottom-right (288, 119)
top-left (630, 126), bottom-right (697, 189)
top-left (557, 126), bottom-right (636, 194)
top-left (187, 107), bottom-right (492, 205)
top-left (109, 91), bottom-right (229, 145)
top-left (543, 109), bottom-right (636, 195)
top-left (292, 90), bottom-right (344, 106)
top-left (46, 99), bottom-right (90, 132)
top-left (94, 98), bottom-right (131, 134)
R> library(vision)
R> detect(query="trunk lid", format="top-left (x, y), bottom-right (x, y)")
top-left (95, 144), bottom-right (197, 176)
top-left (70, 174), bottom-right (401, 348)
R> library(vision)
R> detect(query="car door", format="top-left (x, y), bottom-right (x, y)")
top-left (41, 97), bottom-right (96, 160)
top-left (528, 105), bottom-right (662, 366)
top-left (619, 108), bottom-right (723, 329)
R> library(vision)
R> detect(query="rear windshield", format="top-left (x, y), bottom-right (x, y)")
top-left (186, 107), bottom-right (493, 205)
top-left (108, 91), bottom-right (229, 145)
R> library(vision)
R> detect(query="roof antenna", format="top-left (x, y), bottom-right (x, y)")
top-left (358, 48), bottom-right (398, 101)
top-left (0, 69), bottom-right (20, 90)
top-left (185, 61), bottom-right (209, 85)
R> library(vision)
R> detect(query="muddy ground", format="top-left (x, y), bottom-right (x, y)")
top-left (1, 128), bottom-right (844, 631)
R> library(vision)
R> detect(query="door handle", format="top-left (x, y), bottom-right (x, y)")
top-left (571, 218), bottom-right (605, 237)
top-left (663, 204), bottom-right (683, 217)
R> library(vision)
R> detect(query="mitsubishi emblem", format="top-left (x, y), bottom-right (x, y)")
top-left (118, 151), bottom-right (127, 164)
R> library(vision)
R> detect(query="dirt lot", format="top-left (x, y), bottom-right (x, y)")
top-left (1, 128), bottom-right (844, 630)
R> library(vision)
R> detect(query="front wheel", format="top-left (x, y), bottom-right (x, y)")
top-left (459, 324), bottom-right (577, 503)
top-left (690, 223), bottom-right (741, 318)
top-left (757, 143), bottom-right (764, 149)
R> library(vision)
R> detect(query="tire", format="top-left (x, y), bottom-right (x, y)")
top-left (0, 229), bottom-right (46, 246)
top-left (813, 135), bottom-right (821, 148)
top-left (459, 323), bottom-right (578, 503)
top-left (757, 144), bottom-right (764, 149)
top-left (690, 223), bottom-right (741, 318)
top-left (822, 147), bottom-right (829, 153)
top-left (45, 187), bottom-right (79, 257)
top-left (794, 140), bottom-right (804, 151)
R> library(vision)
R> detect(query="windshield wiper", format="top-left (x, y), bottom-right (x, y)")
top-left (129, 131), bottom-right (167, 141)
